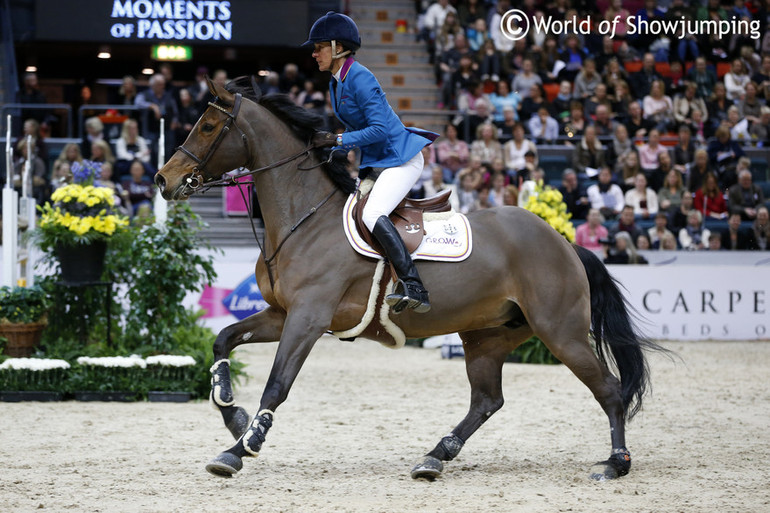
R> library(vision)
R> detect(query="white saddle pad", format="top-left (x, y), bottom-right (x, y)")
top-left (342, 193), bottom-right (473, 262)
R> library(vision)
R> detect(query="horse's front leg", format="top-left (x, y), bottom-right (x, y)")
top-left (210, 306), bottom-right (286, 440)
top-left (205, 302), bottom-right (333, 478)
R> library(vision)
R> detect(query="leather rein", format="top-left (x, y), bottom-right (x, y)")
top-left (175, 88), bottom-right (341, 289)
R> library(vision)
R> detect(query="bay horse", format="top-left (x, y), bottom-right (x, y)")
top-left (155, 77), bottom-right (662, 481)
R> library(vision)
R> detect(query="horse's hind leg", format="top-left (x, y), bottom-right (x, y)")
top-left (535, 320), bottom-right (630, 480)
top-left (412, 325), bottom-right (530, 480)
top-left (211, 306), bottom-right (286, 440)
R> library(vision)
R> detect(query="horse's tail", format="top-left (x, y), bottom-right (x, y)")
top-left (572, 244), bottom-right (664, 420)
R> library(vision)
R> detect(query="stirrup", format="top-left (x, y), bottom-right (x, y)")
top-left (385, 279), bottom-right (431, 314)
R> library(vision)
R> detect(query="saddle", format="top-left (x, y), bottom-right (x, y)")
top-left (352, 188), bottom-right (453, 254)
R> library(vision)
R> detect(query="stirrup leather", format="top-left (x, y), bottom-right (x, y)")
top-left (385, 278), bottom-right (431, 314)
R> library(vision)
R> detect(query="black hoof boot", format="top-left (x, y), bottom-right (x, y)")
top-left (590, 448), bottom-right (631, 481)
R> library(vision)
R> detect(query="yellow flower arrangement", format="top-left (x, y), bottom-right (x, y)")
top-left (523, 181), bottom-right (576, 242)
top-left (36, 184), bottom-right (129, 249)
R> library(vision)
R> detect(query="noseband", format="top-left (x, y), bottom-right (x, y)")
top-left (176, 92), bottom-right (252, 190)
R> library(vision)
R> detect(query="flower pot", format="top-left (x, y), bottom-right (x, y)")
top-left (0, 390), bottom-right (64, 402)
top-left (73, 391), bottom-right (137, 402)
top-left (0, 322), bottom-right (46, 357)
top-left (148, 391), bottom-right (192, 403)
top-left (56, 241), bottom-right (107, 284)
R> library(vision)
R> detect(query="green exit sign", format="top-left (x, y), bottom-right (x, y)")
top-left (151, 45), bottom-right (192, 61)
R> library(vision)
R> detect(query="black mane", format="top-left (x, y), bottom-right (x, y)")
top-left (225, 78), bottom-right (356, 195)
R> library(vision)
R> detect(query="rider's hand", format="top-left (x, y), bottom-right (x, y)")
top-left (312, 131), bottom-right (338, 148)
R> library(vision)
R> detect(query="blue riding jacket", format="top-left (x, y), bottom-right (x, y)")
top-left (331, 57), bottom-right (437, 168)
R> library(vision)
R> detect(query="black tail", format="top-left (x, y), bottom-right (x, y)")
top-left (573, 244), bottom-right (665, 420)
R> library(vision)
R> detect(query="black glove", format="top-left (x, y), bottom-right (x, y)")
top-left (312, 131), bottom-right (337, 148)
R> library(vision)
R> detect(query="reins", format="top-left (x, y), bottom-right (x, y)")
top-left (177, 89), bottom-right (344, 290)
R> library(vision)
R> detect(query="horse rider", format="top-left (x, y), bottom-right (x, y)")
top-left (304, 11), bottom-right (438, 313)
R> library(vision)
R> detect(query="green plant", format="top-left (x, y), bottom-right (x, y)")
top-left (0, 285), bottom-right (49, 324)
top-left (69, 356), bottom-right (147, 394)
top-left (0, 358), bottom-right (71, 391)
top-left (511, 336), bottom-right (561, 365)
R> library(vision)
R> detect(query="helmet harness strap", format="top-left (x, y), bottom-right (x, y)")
top-left (331, 40), bottom-right (351, 59)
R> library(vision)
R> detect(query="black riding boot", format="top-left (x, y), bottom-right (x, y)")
top-left (371, 216), bottom-right (431, 313)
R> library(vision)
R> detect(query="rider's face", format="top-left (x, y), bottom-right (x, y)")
top-left (312, 43), bottom-right (333, 72)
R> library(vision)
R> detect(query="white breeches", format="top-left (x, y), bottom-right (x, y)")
top-left (362, 151), bottom-right (425, 231)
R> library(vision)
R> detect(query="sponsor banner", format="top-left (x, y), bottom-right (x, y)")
top-left (609, 266), bottom-right (770, 341)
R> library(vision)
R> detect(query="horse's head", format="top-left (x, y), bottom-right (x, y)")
top-left (155, 77), bottom-right (255, 200)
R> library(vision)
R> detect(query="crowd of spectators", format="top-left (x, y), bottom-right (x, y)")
top-left (415, 0), bottom-right (770, 254)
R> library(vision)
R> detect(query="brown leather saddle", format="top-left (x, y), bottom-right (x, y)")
top-left (352, 188), bottom-right (453, 254)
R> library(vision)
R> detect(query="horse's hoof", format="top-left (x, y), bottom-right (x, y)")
top-left (589, 461), bottom-right (618, 481)
top-left (225, 406), bottom-right (251, 440)
top-left (205, 451), bottom-right (243, 478)
top-left (411, 456), bottom-right (443, 481)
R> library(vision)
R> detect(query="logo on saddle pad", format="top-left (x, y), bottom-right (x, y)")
top-left (443, 223), bottom-right (458, 235)
top-left (405, 223), bottom-right (421, 234)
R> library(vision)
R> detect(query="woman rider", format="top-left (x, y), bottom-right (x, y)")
top-left (305, 12), bottom-right (438, 313)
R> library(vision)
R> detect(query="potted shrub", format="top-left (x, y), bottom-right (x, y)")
top-left (145, 354), bottom-right (197, 402)
top-left (0, 357), bottom-right (70, 401)
top-left (70, 355), bottom-right (146, 401)
top-left (35, 160), bottom-right (129, 284)
top-left (0, 285), bottom-right (49, 357)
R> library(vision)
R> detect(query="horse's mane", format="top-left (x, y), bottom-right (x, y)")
top-left (225, 78), bottom-right (356, 195)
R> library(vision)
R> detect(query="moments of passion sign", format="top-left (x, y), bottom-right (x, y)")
top-left (35, 0), bottom-right (308, 46)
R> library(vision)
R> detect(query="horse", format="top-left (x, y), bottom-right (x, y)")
top-left (155, 77), bottom-right (663, 481)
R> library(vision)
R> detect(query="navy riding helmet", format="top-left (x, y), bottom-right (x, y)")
top-left (302, 11), bottom-right (361, 51)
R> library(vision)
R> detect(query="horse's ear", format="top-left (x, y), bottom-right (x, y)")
top-left (250, 75), bottom-right (262, 102)
top-left (206, 75), bottom-right (234, 104)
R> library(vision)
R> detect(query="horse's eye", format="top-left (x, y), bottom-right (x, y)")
top-left (201, 123), bottom-right (215, 133)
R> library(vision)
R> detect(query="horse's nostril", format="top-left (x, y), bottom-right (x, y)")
top-left (155, 174), bottom-right (166, 192)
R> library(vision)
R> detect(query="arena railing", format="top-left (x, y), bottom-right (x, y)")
top-left (76, 105), bottom-right (150, 140)
top-left (1, 103), bottom-right (73, 138)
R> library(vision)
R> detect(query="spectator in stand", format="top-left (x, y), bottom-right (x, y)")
top-left (658, 168), bottom-right (685, 214)
top-left (728, 169), bottom-right (766, 221)
top-left (477, 39), bottom-right (503, 84)
top-left (279, 63), bottom-right (305, 98)
top-left (687, 148), bottom-right (713, 191)
top-left (612, 80), bottom-right (634, 124)
top-left (488, 80), bottom-right (521, 123)
top-left (211, 69), bottom-right (229, 89)
top-left (630, 53), bottom-right (663, 100)
top-left (558, 168), bottom-right (589, 220)
top-left (752, 206), bottom-right (769, 250)
top-left (625, 101), bottom-right (653, 140)
top-left (563, 101), bottom-right (587, 144)
top-left (520, 84), bottom-right (546, 123)
top-left (296, 79), bottom-right (325, 117)
top-left (638, 129), bottom-right (668, 175)
top-left (708, 126), bottom-right (744, 189)
top-left (489, 0), bottom-right (515, 54)
top-left (604, 0), bottom-right (631, 41)
top-left (673, 125), bottom-right (696, 174)
top-left (636, 233), bottom-right (652, 250)
top-left (707, 82), bottom-right (731, 134)
top-left (50, 161), bottom-right (71, 192)
top-left (659, 231), bottom-right (678, 250)
top-left (573, 58), bottom-right (601, 101)
top-left (625, 172), bottom-right (659, 219)
top-left (727, 105), bottom-right (752, 143)
top-left (115, 118), bottom-right (152, 178)
top-left (690, 108), bottom-right (708, 144)
top-left (674, 82), bottom-right (708, 131)
top-left (455, 154), bottom-right (484, 189)
top-left (115, 75), bottom-right (138, 117)
top-left (725, 58), bottom-right (751, 102)
top-left (17, 72), bottom-right (47, 125)
top-left (121, 159), bottom-right (155, 217)
top-left (538, 36), bottom-right (562, 84)
top-left (572, 125), bottom-right (606, 176)
top-left (465, 17), bottom-right (488, 53)
top-left (584, 83), bottom-right (612, 120)
top-left (503, 123), bottom-right (537, 176)
top-left (608, 124), bottom-right (635, 176)
top-left (435, 123), bottom-right (469, 172)
top-left (440, 38), bottom-right (475, 109)
top-left (643, 80), bottom-right (674, 132)
top-left (667, 0), bottom-right (698, 62)
top-left (694, 172), bottom-right (728, 219)
top-left (687, 56), bottom-right (718, 99)
top-left (620, 150), bottom-right (643, 188)
top-left (486, 171), bottom-right (508, 207)
top-left (188, 66), bottom-right (210, 111)
top-left (592, 105), bottom-right (615, 137)
top-left (502, 184), bottom-right (518, 206)
top-left (558, 34), bottom-right (589, 83)
top-left (99, 161), bottom-right (129, 216)
top-left (670, 189), bottom-right (694, 233)
top-left (512, 58), bottom-right (542, 100)
top-left (158, 63), bottom-right (180, 105)
top-left (648, 211), bottom-right (675, 249)
top-left (13, 139), bottom-right (48, 204)
top-left (177, 88), bottom-right (200, 145)
top-left (435, 10), bottom-right (462, 60)
top-left (18, 118), bottom-right (49, 167)
top-left (470, 122), bottom-right (503, 165)
top-left (706, 232), bottom-right (723, 250)
top-left (602, 57), bottom-right (628, 95)
top-left (722, 211), bottom-right (755, 249)
top-left (135, 73), bottom-right (179, 165)
top-left (456, 0), bottom-right (487, 28)
top-left (752, 54), bottom-right (770, 101)
top-left (423, 0), bottom-right (457, 51)
top-left (456, 172), bottom-right (480, 214)
top-left (550, 81), bottom-right (573, 125)
top-left (81, 116), bottom-right (105, 159)
top-left (603, 231), bottom-right (648, 264)
top-left (423, 163), bottom-right (460, 211)
top-left (738, 81), bottom-right (764, 127)
top-left (609, 205), bottom-right (642, 242)
top-left (679, 210), bottom-right (710, 250)
top-left (587, 166), bottom-right (625, 220)
top-left (749, 106), bottom-right (770, 145)
top-left (527, 106), bottom-right (559, 144)
top-left (648, 149), bottom-right (674, 192)
top-left (495, 104), bottom-right (517, 139)
top-left (53, 143), bottom-right (83, 170)
top-left (90, 140), bottom-right (115, 167)
top-left (576, 208), bottom-right (609, 251)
